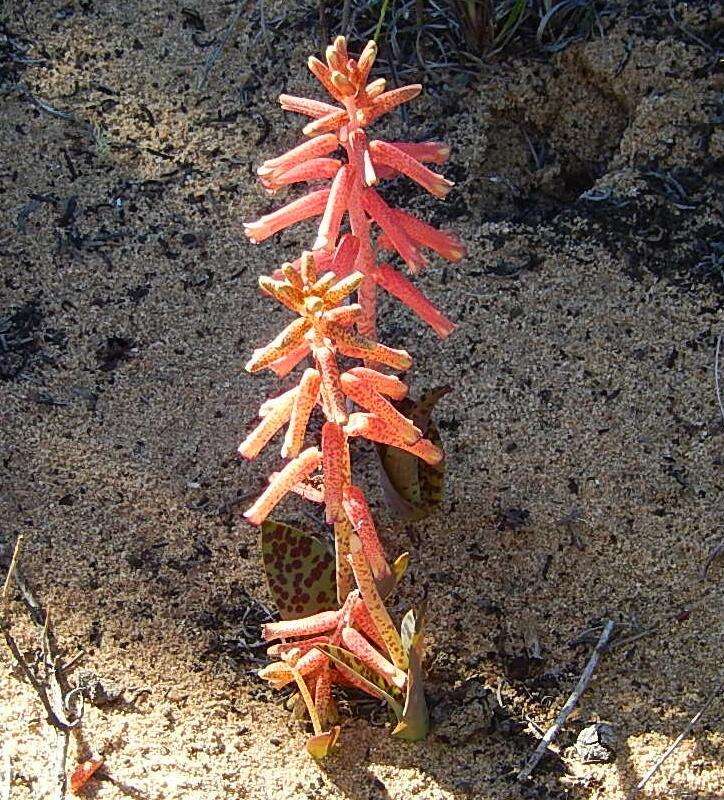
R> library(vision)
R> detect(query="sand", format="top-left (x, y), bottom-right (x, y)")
top-left (1, 2), bottom-right (721, 798)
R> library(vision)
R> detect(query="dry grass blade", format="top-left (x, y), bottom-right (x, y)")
top-left (1, 536), bottom-right (23, 604)
top-left (628, 677), bottom-right (723, 798)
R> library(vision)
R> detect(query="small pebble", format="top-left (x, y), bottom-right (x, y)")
top-left (575, 722), bottom-right (618, 763)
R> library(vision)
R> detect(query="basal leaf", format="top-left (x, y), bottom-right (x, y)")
top-left (261, 519), bottom-right (337, 620)
top-left (377, 387), bottom-right (450, 521)
top-left (393, 606), bottom-right (429, 741)
top-left (319, 643), bottom-right (405, 719)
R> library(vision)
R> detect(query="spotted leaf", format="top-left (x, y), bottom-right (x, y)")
top-left (261, 520), bottom-right (337, 620)
top-left (376, 387), bottom-right (449, 520)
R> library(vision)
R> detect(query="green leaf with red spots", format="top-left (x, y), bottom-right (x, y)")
top-left (261, 520), bottom-right (337, 620)
top-left (376, 387), bottom-right (450, 521)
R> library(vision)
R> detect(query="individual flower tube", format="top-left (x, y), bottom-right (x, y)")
top-left (259, 648), bottom-right (329, 690)
top-left (321, 422), bottom-right (347, 523)
top-left (345, 413), bottom-right (443, 465)
top-left (302, 109), bottom-right (348, 137)
top-left (313, 662), bottom-right (335, 729)
top-left (384, 208), bottom-right (465, 262)
top-left (340, 371), bottom-right (421, 445)
top-left (361, 189), bottom-right (427, 272)
top-left (314, 165), bottom-right (354, 251)
top-left (329, 233), bottom-right (360, 279)
top-left (258, 275), bottom-right (306, 314)
top-left (281, 368), bottom-right (321, 458)
top-left (246, 317), bottom-right (311, 373)
top-left (267, 636), bottom-right (331, 659)
top-left (262, 608), bottom-right (340, 641)
top-left (346, 367), bottom-right (408, 401)
top-left (372, 262), bottom-right (455, 338)
top-left (261, 158), bottom-right (343, 191)
top-left (321, 271), bottom-right (364, 309)
top-left (258, 133), bottom-right (339, 175)
top-left (351, 595), bottom-right (390, 653)
top-left (327, 324), bottom-right (412, 371)
top-left (267, 342), bottom-right (311, 377)
top-left (357, 85), bottom-right (422, 126)
top-left (334, 517), bottom-right (355, 604)
top-left (244, 189), bottom-right (330, 244)
top-left (342, 485), bottom-right (392, 589)
top-left (239, 387), bottom-right (297, 459)
top-left (369, 140), bottom-right (453, 198)
top-left (313, 344), bottom-right (348, 425)
top-left (323, 304), bottom-right (364, 328)
top-left (279, 94), bottom-right (339, 118)
top-left (244, 447), bottom-right (322, 525)
top-left (386, 141), bottom-right (450, 164)
top-left (341, 627), bottom-right (407, 689)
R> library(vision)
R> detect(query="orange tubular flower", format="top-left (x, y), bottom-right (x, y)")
top-left (341, 484), bottom-right (391, 588)
top-left (244, 35), bottom-right (464, 338)
top-left (345, 412), bottom-right (444, 465)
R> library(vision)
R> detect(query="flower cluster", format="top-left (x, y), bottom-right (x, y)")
top-left (240, 36), bottom-right (460, 756)
top-left (244, 35), bottom-right (464, 339)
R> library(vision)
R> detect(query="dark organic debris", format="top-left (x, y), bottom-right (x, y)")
top-left (430, 677), bottom-right (495, 744)
top-left (497, 507), bottom-right (531, 532)
top-left (0, 301), bottom-right (64, 381)
top-left (96, 335), bottom-right (136, 372)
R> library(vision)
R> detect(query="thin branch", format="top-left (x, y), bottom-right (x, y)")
top-left (1, 620), bottom-right (67, 729)
top-left (715, 333), bottom-right (723, 424)
top-left (341, 0), bottom-right (352, 34)
top-left (628, 677), bottom-right (722, 798)
top-left (1, 541), bottom-right (82, 800)
top-left (259, 0), bottom-right (272, 58)
top-left (52, 730), bottom-right (70, 800)
top-left (196, 1), bottom-right (250, 91)
top-left (518, 619), bottom-right (616, 781)
top-left (2, 535), bottom-right (23, 604)
top-left (8, 83), bottom-right (75, 120)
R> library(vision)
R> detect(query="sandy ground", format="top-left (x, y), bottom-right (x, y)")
top-left (1, 2), bottom-right (722, 799)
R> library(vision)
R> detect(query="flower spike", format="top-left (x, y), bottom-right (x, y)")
top-left (240, 37), bottom-right (459, 756)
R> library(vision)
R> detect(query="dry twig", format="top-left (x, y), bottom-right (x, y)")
top-left (518, 619), bottom-right (616, 781)
top-left (2, 535), bottom-right (23, 603)
top-left (1, 538), bottom-right (85, 799)
top-left (196, 1), bottom-right (250, 90)
top-left (628, 677), bottom-right (722, 799)
top-left (715, 333), bottom-right (723, 424)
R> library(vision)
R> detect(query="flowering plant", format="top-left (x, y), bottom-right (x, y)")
top-left (239, 36), bottom-right (462, 757)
